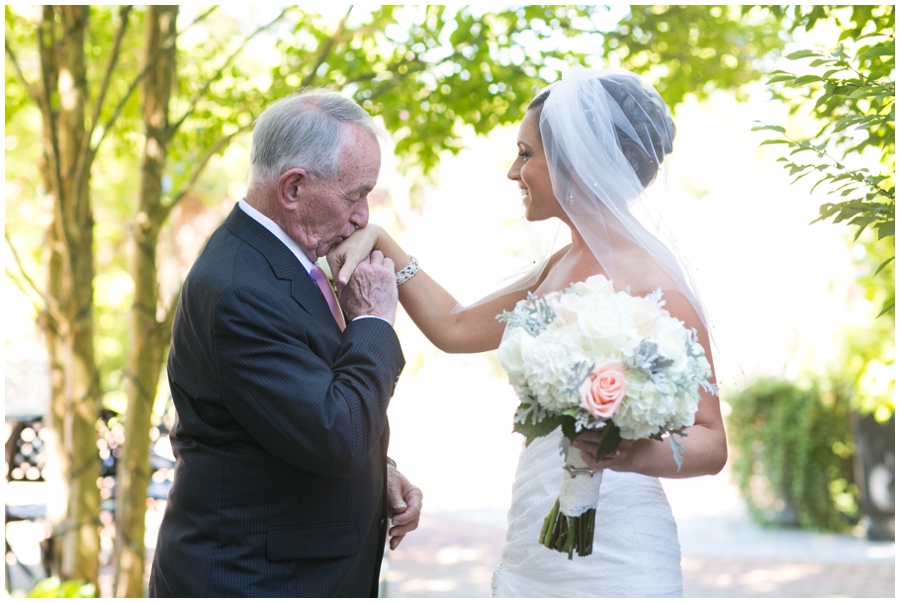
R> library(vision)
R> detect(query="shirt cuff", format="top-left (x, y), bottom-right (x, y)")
top-left (351, 315), bottom-right (392, 326)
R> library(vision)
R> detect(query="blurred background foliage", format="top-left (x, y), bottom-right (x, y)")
top-left (26, 578), bottom-right (96, 599)
top-left (4, 4), bottom-right (894, 596)
top-left (729, 4), bottom-right (894, 539)
top-left (727, 376), bottom-right (858, 532)
top-left (754, 4), bottom-right (894, 316)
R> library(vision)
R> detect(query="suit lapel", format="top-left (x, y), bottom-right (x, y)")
top-left (223, 204), bottom-right (341, 335)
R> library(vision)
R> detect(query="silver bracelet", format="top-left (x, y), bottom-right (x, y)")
top-left (396, 255), bottom-right (419, 285)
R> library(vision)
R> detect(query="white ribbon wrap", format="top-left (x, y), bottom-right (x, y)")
top-left (558, 445), bottom-right (603, 517)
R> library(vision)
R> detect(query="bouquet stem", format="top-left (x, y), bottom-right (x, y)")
top-left (539, 498), bottom-right (559, 544)
top-left (539, 503), bottom-right (596, 558)
top-left (538, 446), bottom-right (601, 558)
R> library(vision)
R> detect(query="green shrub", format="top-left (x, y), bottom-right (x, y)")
top-left (27, 578), bottom-right (96, 598)
top-left (726, 376), bottom-right (859, 532)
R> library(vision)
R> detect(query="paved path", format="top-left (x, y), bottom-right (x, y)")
top-left (5, 473), bottom-right (895, 598)
top-left (383, 469), bottom-right (895, 598)
top-left (383, 511), bottom-right (895, 598)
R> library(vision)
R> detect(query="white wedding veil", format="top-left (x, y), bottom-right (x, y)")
top-left (536, 66), bottom-right (710, 330)
top-left (458, 65), bottom-right (713, 353)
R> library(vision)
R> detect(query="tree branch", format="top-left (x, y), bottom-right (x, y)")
top-left (5, 228), bottom-right (65, 331)
top-left (300, 6), bottom-right (353, 88)
top-left (4, 39), bottom-right (42, 106)
top-left (89, 6), bottom-right (220, 156)
top-left (74, 5), bottom-right (133, 205)
top-left (351, 57), bottom-right (430, 100)
top-left (341, 37), bottom-right (484, 94)
top-left (35, 7), bottom-right (72, 247)
top-left (169, 7), bottom-right (291, 135)
top-left (86, 5), bottom-right (134, 147)
top-left (162, 123), bottom-right (254, 218)
top-left (183, 5), bottom-right (218, 29)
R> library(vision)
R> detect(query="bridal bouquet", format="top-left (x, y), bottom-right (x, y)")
top-left (497, 274), bottom-right (716, 559)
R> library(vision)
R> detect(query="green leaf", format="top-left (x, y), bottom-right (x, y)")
top-left (560, 416), bottom-right (579, 443)
top-left (849, 215), bottom-right (877, 228)
top-left (786, 49), bottom-right (820, 60)
top-left (514, 412), bottom-right (561, 446)
top-left (874, 256), bottom-right (895, 276)
top-left (793, 74), bottom-right (823, 85)
top-left (848, 88), bottom-right (875, 99)
top-left (751, 123), bottom-right (786, 133)
top-left (860, 44), bottom-right (895, 59)
top-left (592, 422), bottom-right (622, 461)
top-left (766, 74), bottom-right (795, 84)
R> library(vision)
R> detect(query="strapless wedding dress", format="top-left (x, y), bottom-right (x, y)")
top-left (491, 427), bottom-right (683, 598)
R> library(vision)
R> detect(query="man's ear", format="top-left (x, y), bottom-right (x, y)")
top-left (277, 168), bottom-right (307, 211)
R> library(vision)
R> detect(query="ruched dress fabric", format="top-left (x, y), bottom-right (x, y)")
top-left (491, 427), bottom-right (683, 598)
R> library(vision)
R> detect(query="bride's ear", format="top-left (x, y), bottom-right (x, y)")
top-left (277, 168), bottom-right (307, 211)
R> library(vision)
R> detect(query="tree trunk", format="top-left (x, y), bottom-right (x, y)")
top-left (36, 5), bottom-right (102, 586)
top-left (113, 6), bottom-right (178, 597)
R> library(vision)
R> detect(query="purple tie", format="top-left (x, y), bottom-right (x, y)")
top-left (310, 266), bottom-right (346, 331)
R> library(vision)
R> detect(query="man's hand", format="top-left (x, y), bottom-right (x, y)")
top-left (386, 464), bottom-right (423, 550)
top-left (338, 250), bottom-right (398, 324)
top-left (327, 225), bottom-right (385, 289)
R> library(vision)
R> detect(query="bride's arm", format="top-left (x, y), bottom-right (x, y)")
top-left (573, 292), bottom-right (728, 478)
top-left (328, 225), bottom-right (549, 353)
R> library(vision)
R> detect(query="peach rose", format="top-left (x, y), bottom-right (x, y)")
top-left (578, 362), bottom-right (627, 419)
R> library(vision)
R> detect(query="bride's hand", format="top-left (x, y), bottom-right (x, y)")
top-left (327, 225), bottom-right (385, 292)
top-left (572, 430), bottom-right (637, 472)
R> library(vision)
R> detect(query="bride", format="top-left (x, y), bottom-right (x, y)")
top-left (329, 66), bottom-right (727, 597)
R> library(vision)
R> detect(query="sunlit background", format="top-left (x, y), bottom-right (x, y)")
top-left (4, 4), bottom-right (892, 598)
top-left (371, 87), bottom-right (860, 513)
top-left (7, 82), bottom-right (859, 502)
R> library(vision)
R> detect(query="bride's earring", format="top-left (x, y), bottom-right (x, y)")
top-left (566, 192), bottom-right (574, 206)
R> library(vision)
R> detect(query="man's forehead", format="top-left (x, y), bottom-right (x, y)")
top-left (336, 129), bottom-right (380, 184)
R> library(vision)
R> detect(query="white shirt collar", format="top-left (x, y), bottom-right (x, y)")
top-left (238, 198), bottom-right (316, 274)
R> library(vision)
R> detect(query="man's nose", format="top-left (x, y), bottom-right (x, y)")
top-left (351, 203), bottom-right (369, 229)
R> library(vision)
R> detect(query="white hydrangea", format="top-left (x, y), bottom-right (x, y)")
top-left (497, 326), bottom-right (532, 382)
top-left (497, 273), bottom-right (713, 451)
top-left (614, 374), bottom-right (669, 439)
top-left (520, 325), bottom-right (588, 413)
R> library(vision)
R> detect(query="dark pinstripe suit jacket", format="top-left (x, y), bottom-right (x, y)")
top-left (148, 204), bottom-right (404, 597)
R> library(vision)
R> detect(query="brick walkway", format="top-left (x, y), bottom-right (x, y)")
top-left (681, 555), bottom-right (895, 598)
top-left (6, 483), bottom-right (895, 598)
top-left (383, 513), bottom-right (896, 598)
top-left (383, 513), bottom-right (506, 598)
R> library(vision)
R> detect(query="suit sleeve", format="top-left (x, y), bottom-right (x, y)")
top-left (213, 284), bottom-right (404, 477)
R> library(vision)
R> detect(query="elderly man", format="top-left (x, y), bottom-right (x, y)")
top-left (149, 90), bottom-right (422, 597)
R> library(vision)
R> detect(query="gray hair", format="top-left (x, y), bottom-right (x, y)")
top-left (248, 89), bottom-right (380, 187)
